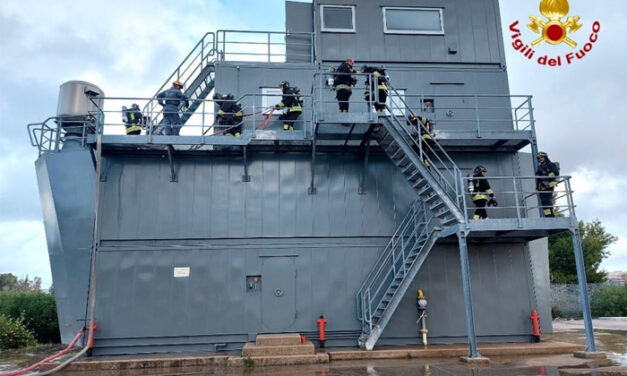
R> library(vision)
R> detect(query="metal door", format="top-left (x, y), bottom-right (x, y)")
top-left (261, 256), bottom-right (296, 331)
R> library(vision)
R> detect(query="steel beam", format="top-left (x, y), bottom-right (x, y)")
top-left (572, 227), bottom-right (597, 352)
top-left (457, 230), bottom-right (481, 358)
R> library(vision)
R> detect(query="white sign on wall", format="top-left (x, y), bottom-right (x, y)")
top-left (173, 267), bottom-right (190, 278)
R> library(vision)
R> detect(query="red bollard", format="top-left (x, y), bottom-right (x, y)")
top-left (301, 335), bottom-right (307, 344)
top-left (317, 315), bottom-right (327, 348)
top-left (530, 310), bottom-right (541, 342)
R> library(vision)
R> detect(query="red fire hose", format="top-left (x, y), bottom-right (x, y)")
top-left (0, 327), bottom-right (85, 376)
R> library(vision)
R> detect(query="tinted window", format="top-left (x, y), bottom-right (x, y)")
top-left (384, 8), bottom-right (443, 34)
top-left (322, 6), bottom-right (355, 32)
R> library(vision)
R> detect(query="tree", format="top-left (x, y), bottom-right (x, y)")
top-left (0, 273), bottom-right (19, 291)
top-left (549, 220), bottom-right (617, 283)
top-left (0, 274), bottom-right (43, 292)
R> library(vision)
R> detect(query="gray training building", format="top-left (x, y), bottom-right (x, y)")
top-left (30, 0), bottom-right (597, 356)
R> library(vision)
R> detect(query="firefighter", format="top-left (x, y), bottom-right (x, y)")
top-left (407, 113), bottom-right (435, 168)
top-left (214, 93), bottom-right (244, 137)
top-left (536, 151), bottom-right (559, 217)
top-left (471, 165), bottom-right (497, 219)
top-left (122, 103), bottom-right (143, 135)
top-left (275, 81), bottom-right (303, 131)
top-left (363, 66), bottom-right (388, 113)
top-left (333, 58), bottom-right (357, 112)
top-left (157, 80), bottom-right (189, 135)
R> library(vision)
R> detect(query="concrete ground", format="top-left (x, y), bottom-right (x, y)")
top-left (1, 319), bottom-right (625, 375)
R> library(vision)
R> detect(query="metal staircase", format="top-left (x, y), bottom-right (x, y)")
top-left (144, 32), bottom-right (217, 128)
top-left (355, 78), bottom-right (469, 350)
top-left (356, 200), bottom-right (441, 350)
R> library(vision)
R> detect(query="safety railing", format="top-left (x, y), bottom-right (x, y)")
top-left (460, 175), bottom-right (577, 225)
top-left (216, 30), bottom-right (314, 63)
top-left (149, 32), bottom-right (216, 106)
top-left (311, 71), bottom-right (535, 135)
top-left (400, 94), bottom-right (535, 135)
top-left (27, 116), bottom-right (98, 155)
top-left (356, 200), bottom-right (437, 332)
top-left (88, 94), bottom-right (313, 143)
top-left (384, 79), bottom-right (466, 213)
top-left (145, 32), bottom-right (217, 125)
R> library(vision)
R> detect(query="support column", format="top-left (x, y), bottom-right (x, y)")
top-left (572, 227), bottom-right (597, 352)
top-left (457, 231), bottom-right (481, 359)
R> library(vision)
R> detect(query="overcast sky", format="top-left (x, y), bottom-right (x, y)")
top-left (0, 1), bottom-right (625, 288)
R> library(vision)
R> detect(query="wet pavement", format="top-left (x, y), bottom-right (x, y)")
top-left (1, 320), bottom-right (625, 376)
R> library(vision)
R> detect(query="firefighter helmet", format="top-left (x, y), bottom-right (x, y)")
top-left (473, 165), bottom-right (487, 175)
top-left (213, 93), bottom-right (223, 100)
top-left (537, 151), bottom-right (548, 159)
top-left (279, 81), bottom-right (290, 90)
top-left (173, 80), bottom-right (183, 88)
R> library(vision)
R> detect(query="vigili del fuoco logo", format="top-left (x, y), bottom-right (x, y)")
top-left (509, 0), bottom-right (600, 67)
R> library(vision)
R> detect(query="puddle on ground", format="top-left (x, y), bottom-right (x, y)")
top-left (0, 329), bottom-right (625, 375)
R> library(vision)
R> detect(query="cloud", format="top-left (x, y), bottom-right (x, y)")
top-left (0, 220), bottom-right (51, 288)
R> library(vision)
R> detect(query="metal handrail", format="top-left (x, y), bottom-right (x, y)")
top-left (461, 175), bottom-right (576, 221)
top-left (357, 200), bottom-right (437, 330)
top-left (383, 79), bottom-right (465, 209)
top-left (216, 30), bottom-right (315, 63)
top-left (90, 93), bottom-right (313, 141)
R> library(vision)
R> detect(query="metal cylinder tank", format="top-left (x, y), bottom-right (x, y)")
top-left (57, 80), bottom-right (104, 119)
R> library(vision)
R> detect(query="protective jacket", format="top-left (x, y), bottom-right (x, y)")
top-left (363, 67), bottom-right (388, 93)
top-left (122, 105), bottom-right (143, 134)
top-left (276, 87), bottom-right (303, 112)
top-left (216, 97), bottom-right (243, 125)
top-left (157, 87), bottom-right (189, 114)
top-left (536, 160), bottom-right (559, 191)
top-left (407, 115), bottom-right (433, 140)
top-left (333, 62), bottom-right (356, 90)
top-left (471, 177), bottom-right (494, 202)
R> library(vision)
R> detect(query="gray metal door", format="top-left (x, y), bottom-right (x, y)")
top-left (261, 256), bottom-right (296, 331)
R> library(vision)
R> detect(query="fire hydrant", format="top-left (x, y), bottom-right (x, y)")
top-left (317, 315), bottom-right (327, 348)
top-left (530, 309), bottom-right (541, 342)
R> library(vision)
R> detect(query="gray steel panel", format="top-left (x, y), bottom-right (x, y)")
top-left (35, 150), bottom-right (95, 344)
top-left (312, 0), bottom-right (504, 65)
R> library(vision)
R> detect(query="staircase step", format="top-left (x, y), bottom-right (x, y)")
top-left (402, 164), bottom-right (417, 174)
top-left (412, 178), bottom-right (427, 188)
top-left (256, 333), bottom-right (302, 346)
top-left (407, 170), bottom-right (422, 181)
top-left (417, 186), bottom-right (433, 196)
top-left (442, 216), bottom-right (459, 226)
top-left (390, 148), bottom-right (404, 160)
top-left (425, 194), bottom-right (439, 203)
top-left (430, 200), bottom-right (446, 211)
top-left (242, 342), bottom-right (314, 357)
top-left (436, 209), bottom-right (451, 219)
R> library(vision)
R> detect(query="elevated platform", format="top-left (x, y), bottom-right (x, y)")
top-left (440, 217), bottom-right (574, 242)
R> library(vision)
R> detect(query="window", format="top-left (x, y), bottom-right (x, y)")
top-left (261, 87), bottom-right (283, 110)
top-left (383, 7), bottom-right (444, 35)
top-left (386, 89), bottom-right (406, 116)
top-left (321, 5), bottom-right (355, 33)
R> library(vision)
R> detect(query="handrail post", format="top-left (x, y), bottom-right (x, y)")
top-left (201, 100), bottom-right (206, 144)
top-left (565, 178), bottom-right (577, 226)
top-left (267, 33), bottom-right (271, 62)
top-left (461, 176), bottom-right (469, 228)
top-left (252, 101), bottom-right (257, 138)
